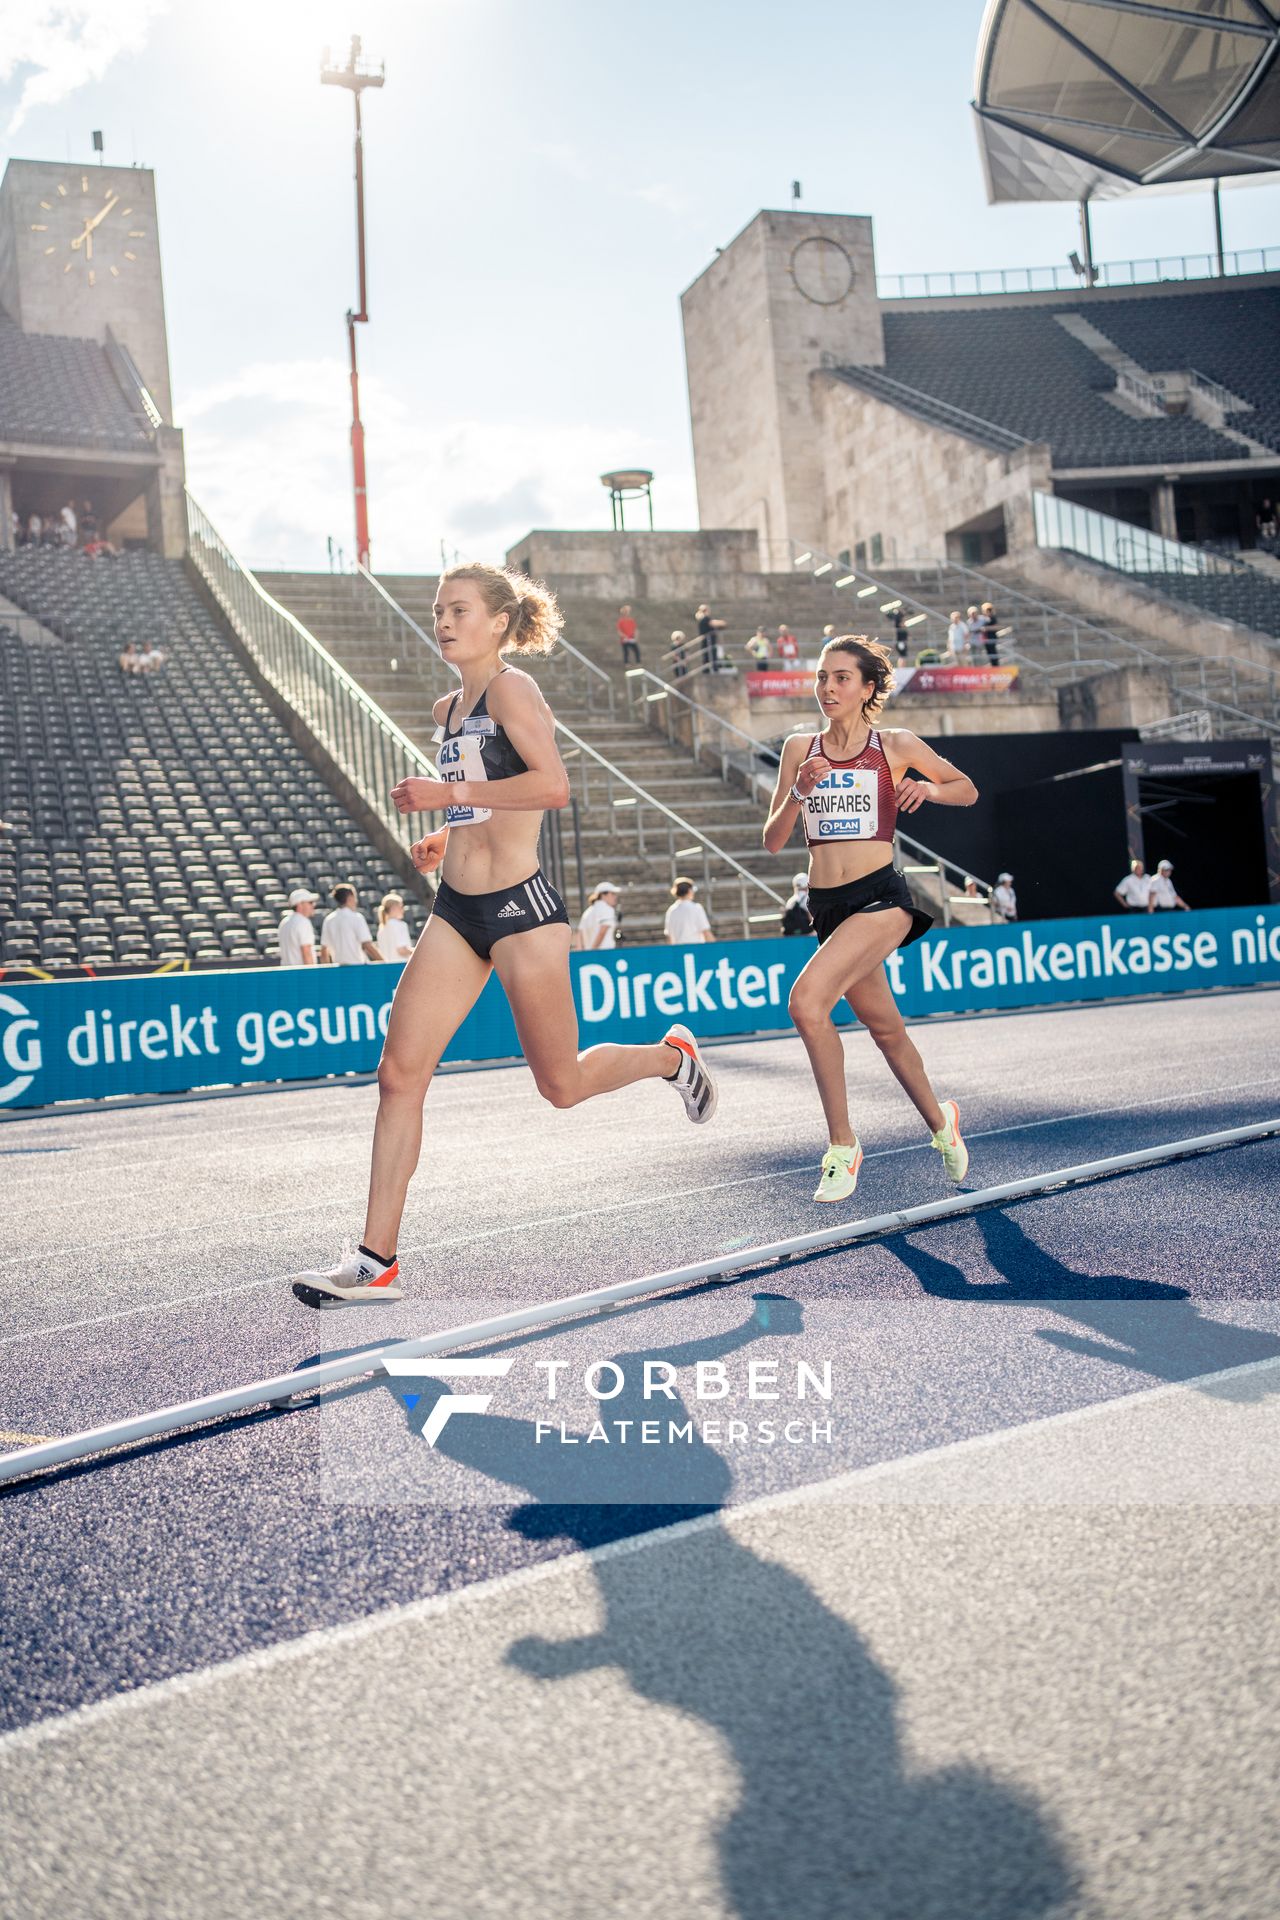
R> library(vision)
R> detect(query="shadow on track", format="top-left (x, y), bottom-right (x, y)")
top-left (413, 1296), bottom-right (1078, 1920)
top-left (891, 1207), bottom-right (1280, 1398)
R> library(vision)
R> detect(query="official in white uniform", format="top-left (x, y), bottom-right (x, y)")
top-left (319, 885), bottom-right (384, 964)
top-left (578, 882), bottom-right (620, 951)
top-left (1113, 860), bottom-right (1151, 912)
top-left (277, 888), bottom-right (319, 967)
top-left (1148, 860), bottom-right (1189, 911)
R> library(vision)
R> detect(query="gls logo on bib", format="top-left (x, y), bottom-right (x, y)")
top-left (0, 993), bottom-right (42, 1105)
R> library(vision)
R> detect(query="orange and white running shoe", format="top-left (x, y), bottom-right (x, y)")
top-left (930, 1100), bottom-right (969, 1184)
top-left (291, 1246), bottom-right (403, 1309)
top-left (663, 1024), bottom-right (718, 1124)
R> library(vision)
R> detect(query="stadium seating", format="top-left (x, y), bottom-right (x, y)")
top-left (842, 305), bottom-right (1249, 468)
top-left (0, 314), bottom-right (151, 450)
top-left (1124, 566), bottom-right (1280, 642)
top-left (0, 549), bottom-right (422, 973)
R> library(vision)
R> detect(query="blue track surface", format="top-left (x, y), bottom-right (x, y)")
top-left (1, 988), bottom-right (1277, 1736)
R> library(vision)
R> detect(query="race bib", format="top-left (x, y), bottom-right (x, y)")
top-left (437, 732), bottom-right (492, 826)
top-left (805, 767), bottom-right (879, 840)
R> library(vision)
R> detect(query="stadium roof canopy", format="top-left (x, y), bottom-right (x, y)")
top-left (973, 0), bottom-right (1280, 203)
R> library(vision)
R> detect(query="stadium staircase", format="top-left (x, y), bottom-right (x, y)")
top-left (0, 546), bottom-right (422, 977)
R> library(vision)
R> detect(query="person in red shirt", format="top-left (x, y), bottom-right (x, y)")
top-left (776, 624), bottom-right (799, 666)
top-left (616, 603), bottom-right (640, 667)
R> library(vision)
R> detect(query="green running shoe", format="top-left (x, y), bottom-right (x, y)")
top-left (814, 1138), bottom-right (863, 1204)
top-left (931, 1100), bottom-right (969, 1184)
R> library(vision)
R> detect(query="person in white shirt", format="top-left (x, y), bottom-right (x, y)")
top-left (992, 871), bottom-right (1017, 922)
top-left (664, 877), bottom-right (713, 944)
top-left (1148, 859), bottom-right (1189, 912)
top-left (319, 884), bottom-right (384, 964)
top-left (577, 882), bottom-right (620, 951)
top-left (375, 891), bottom-right (415, 964)
top-left (60, 501), bottom-right (77, 547)
top-left (946, 611), bottom-right (969, 661)
top-left (1113, 859), bottom-right (1151, 912)
top-left (277, 888), bottom-right (319, 967)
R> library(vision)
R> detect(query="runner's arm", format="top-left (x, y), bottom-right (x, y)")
top-left (763, 735), bottom-right (824, 854)
top-left (884, 730), bottom-right (978, 814)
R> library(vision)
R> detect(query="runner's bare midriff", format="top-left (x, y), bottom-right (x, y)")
top-left (440, 808), bottom-right (546, 896)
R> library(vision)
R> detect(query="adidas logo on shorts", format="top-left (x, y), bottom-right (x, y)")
top-left (496, 900), bottom-right (525, 919)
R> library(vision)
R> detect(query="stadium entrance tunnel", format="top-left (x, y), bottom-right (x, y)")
top-left (946, 505), bottom-right (1008, 568)
top-left (1136, 770), bottom-right (1270, 914)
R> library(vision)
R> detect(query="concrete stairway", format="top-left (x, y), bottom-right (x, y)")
top-left (257, 571), bottom-right (802, 941)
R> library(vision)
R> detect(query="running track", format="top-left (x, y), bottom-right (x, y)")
top-left (1, 989), bottom-right (1277, 1919)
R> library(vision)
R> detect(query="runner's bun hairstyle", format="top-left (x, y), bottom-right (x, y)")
top-left (820, 634), bottom-right (893, 722)
top-left (440, 562), bottom-right (563, 658)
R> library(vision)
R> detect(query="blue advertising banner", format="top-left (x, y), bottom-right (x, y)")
top-left (1, 905), bottom-right (1277, 1111)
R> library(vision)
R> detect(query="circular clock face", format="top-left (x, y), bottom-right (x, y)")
top-left (789, 236), bottom-right (854, 306)
top-left (27, 174), bottom-right (148, 289)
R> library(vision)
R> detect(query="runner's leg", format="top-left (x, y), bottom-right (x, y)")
top-left (788, 909), bottom-right (911, 1145)
top-left (362, 914), bottom-right (491, 1253)
top-left (492, 924), bottom-right (675, 1106)
top-left (844, 960), bottom-right (946, 1135)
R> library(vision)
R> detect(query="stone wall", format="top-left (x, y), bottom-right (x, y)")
top-left (505, 528), bottom-right (764, 600)
top-left (0, 158), bottom-right (174, 424)
top-left (814, 375), bottom-right (1051, 564)
top-left (680, 210), bottom-right (884, 561)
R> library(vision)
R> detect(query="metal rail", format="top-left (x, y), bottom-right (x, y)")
top-left (3, 1118), bottom-right (1274, 1486)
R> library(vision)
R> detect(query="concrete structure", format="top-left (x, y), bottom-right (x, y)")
top-left (0, 157), bottom-right (185, 556)
top-left (681, 211), bottom-right (883, 563)
top-left (681, 208), bottom-right (1280, 573)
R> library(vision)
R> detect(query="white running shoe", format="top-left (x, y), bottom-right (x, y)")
top-left (930, 1100), bottom-right (969, 1184)
top-left (662, 1024), bottom-right (718, 1124)
top-left (814, 1139), bottom-right (863, 1203)
top-left (291, 1246), bottom-right (403, 1309)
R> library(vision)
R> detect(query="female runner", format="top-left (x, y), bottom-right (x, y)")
top-left (290, 564), bottom-right (717, 1307)
top-left (763, 634), bottom-right (977, 1204)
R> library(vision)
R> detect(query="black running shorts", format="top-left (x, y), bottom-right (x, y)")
top-left (430, 869), bottom-right (569, 961)
top-left (807, 865), bottom-right (933, 949)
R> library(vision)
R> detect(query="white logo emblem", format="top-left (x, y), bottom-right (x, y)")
top-left (496, 901), bottom-right (524, 919)
top-left (0, 992), bottom-right (42, 1107)
top-left (381, 1355), bottom-right (514, 1445)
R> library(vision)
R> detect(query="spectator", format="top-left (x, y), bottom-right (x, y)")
top-left (664, 876), bottom-right (713, 945)
top-left (776, 624), bottom-right (799, 667)
top-left (993, 871), bottom-right (1017, 921)
top-left (11, 508), bottom-right (22, 547)
top-left (822, 624), bottom-right (836, 642)
top-left (1257, 499), bottom-right (1278, 540)
top-left (947, 610), bottom-right (969, 661)
top-left (80, 499), bottom-right (98, 542)
top-left (320, 883), bottom-right (383, 963)
top-left (26, 512), bottom-right (42, 546)
top-left (670, 629), bottom-right (689, 680)
top-left (887, 605), bottom-right (909, 661)
top-left (744, 626), bottom-right (771, 667)
top-left (118, 641), bottom-right (141, 676)
top-left (376, 891), bottom-right (415, 963)
top-left (1113, 858), bottom-right (1151, 912)
top-left (979, 602), bottom-right (1000, 666)
top-left (965, 605), bottom-right (984, 657)
top-left (696, 603), bottom-right (727, 674)
top-left (137, 641), bottom-right (167, 674)
top-left (60, 501), bottom-right (77, 548)
top-left (277, 888), bottom-right (319, 967)
top-left (1148, 859), bottom-right (1189, 912)
top-left (578, 881), bottom-right (621, 951)
top-left (949, 876), bottom-right (991, 927)
top-left (780, 870), bottom-right (813, 937)
top-left (616, 603), bottom-right (640, 669)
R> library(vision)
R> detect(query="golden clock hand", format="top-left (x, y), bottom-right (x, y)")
top-left (83, 195), bottom-right (119, 237)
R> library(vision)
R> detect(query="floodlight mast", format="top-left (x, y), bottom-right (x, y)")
top-left (321, 36), bottom-right (385, 569)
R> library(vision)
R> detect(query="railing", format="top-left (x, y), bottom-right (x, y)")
top-left (877, 246), bottom-right (1280, 300)
top-left (1033, 491), bottom-right (1239, 578)
top-left (895, 827), bottom-right (1000, 928)
top-left (185, 494), bottom-right (441, 852)
top-left (786, 537), bottom-right (1280, 739)
top-left (1115, 370), bottom-right (1165, 417)
top-left (358, 571), bottom-right (787, 935)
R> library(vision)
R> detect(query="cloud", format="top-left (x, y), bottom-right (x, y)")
top-left (179, 355), bottom-right (697, 572)
top-left (0, 0), bottom-right (170, 134)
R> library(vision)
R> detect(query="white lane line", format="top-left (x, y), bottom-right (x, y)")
top-left (3, 1346), bottom-right (1277, 1759)
top-left (1, 1075), bottom-right (1276, 1351)
top-left (1, 1119), bottom-right (1275, 1490)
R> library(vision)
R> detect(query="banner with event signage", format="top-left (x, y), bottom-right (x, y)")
top-left (0, 906), bottom-right (1276, 1111)
top-left (746, 663), bottom-right (1020, 698)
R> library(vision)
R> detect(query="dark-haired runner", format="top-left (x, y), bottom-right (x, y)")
top-left (763, 635), bottom-right (977, 1204)
top-left (289, 564), bottom-right (717, 1307)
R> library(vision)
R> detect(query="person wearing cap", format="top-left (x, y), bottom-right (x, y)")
top-left (277, 889), bottom-right (319, 967)
top-left (781, 871), bottom-right (813, 938)
top-left (1114, 858), bottom-right (1151, 912)
top-left (578, 882), bottom-right (621, 951)
top-left (992, 871), bottom-right (1017, 922)
top-left (1148, 860), bottom-right (1189, 912)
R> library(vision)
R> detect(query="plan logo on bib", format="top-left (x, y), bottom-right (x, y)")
top-left (0, 993), bottom-right (42, 1106)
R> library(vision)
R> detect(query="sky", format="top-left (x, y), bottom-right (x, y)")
top-left (3, 0), bottom-right (1279, 572)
